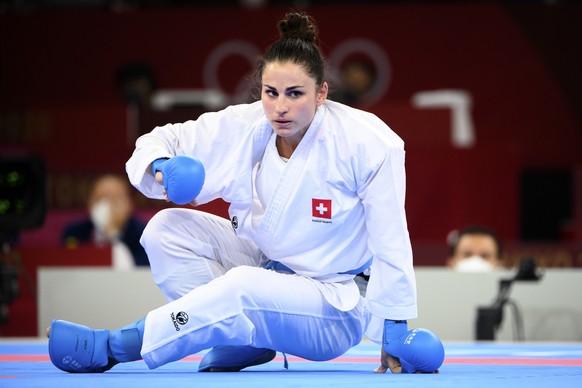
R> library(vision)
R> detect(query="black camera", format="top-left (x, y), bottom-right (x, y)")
top-left (0, 154), bottom-right (46, 232)
top-left (0, 154), bottom-right (47, 325)
top-left (475, 257), bottom-right (542, 341)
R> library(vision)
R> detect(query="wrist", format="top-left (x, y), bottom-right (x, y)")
top-left (151, 158), bottom-right (169, 175)
top-left (383, 319), bottom-right (408, 344)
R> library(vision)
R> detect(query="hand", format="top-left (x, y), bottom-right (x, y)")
top-left (375, 347), bottom-right (403, 373)
top-left (375, 319), bottom-right (408, 374)
top-left (152, 156), bottom-right (205, 205)
top-left (378, 326), bottom-right (445, 374)
top-left (155, 171), bottom-right (199, 206)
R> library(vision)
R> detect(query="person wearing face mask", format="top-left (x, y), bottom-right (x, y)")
top-left (446, 225), bottom-right (503, 272)
top-left (61, 174), bottom-right (149, 269)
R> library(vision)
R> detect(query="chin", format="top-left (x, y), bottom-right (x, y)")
top-left (273, 128), bottom-right (294, 137)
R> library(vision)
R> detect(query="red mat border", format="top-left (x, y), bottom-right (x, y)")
top-left (2, 354), bottom-right (581, 367)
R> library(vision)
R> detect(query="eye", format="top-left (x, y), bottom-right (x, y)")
top-left (263, 88), bottom-right (278, 97)
top-left (288, 90), bottom-right (303, 98)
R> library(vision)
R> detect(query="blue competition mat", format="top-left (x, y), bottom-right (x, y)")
top-left (1, 340), bottom-right (581, 387)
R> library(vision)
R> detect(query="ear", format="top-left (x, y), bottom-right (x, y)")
top-left (316, 82), bottom-right (328, 106)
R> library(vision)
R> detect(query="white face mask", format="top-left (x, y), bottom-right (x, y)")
top-left (90, 199), bottom-right (111, 233)
top-left (452, 255), bottom-right (496, 273)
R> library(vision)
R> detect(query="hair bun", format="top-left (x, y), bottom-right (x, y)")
top-left (278, 12), bottom-right (318, 43)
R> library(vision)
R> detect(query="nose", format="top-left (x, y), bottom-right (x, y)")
top-left (274, 96), bottom-right (288, 115)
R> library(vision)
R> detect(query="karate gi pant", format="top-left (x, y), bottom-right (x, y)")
top-left (139, 208), bottom-right (369, 369)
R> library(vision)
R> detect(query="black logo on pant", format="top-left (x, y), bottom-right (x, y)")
top-left (171, 311), bottom-right (189, 331)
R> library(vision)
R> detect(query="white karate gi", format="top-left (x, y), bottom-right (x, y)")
top-left (126, 100), bottom-right (417, 369)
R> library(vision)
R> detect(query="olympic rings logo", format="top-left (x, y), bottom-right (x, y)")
top-left (202, 38), bottom-right (391, 106)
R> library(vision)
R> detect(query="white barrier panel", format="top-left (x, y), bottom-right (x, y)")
top-left (39, 267), bottom-right (582, 341)
top-left (414, 268), bottom-right (582, 342)
top-left (38, 268), bottom-right (167, 336)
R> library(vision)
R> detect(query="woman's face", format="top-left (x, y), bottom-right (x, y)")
top-left (261, 61), bottom-right (327, 144)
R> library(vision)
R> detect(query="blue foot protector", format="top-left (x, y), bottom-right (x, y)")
top-left (198, 345), bottom-right (277, 372)
top-left (108, 317), bottom-right (145, 362)
top-left (48, 320), bottom-right (118, 373)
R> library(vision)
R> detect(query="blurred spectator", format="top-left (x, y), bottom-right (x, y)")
top-left (446, 225), bottom-right (503, 272)
top-left (115, 62), bottom-right (158, 107)
top-left (332, 60), bottom-right (377, 106)
top-left (61, 174), bottom-right (149, 270)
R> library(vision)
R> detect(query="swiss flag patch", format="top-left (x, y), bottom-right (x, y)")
top-left (312, 198), bottom-right (332, 219)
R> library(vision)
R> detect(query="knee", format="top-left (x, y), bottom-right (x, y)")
top-left (141, 208), bottom-right (174, 246)
top-left (140, 208), bottom-right (187, 273)
top-left (141, 208), bottom-right (196, 252)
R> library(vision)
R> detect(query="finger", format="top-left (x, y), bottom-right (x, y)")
top-left (387, 355), bottom-right (403, 373)
top-left (375, 347), bottom-right (389, 373)
top-left (188, 199), bottom-right (199, 207)
top-left (380, 347), bottom-right (403, 374)
top-left (155, 171), bottom-right (164, 185)
top-left (377, 347), bottom-right (401, 373)
top-left (162, 190), bottom-right (170, 202)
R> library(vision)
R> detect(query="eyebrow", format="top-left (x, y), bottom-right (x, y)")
top-left (263, 84), bottom-right (304, 91)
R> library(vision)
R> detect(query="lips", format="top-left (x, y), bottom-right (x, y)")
top-left (274, 120), bottom-right (292, 129)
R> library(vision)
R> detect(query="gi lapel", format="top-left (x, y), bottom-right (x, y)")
top-left (254, 106), bottom-right (326, 251)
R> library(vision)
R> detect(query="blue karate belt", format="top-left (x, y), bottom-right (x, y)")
top-left (264, 257), bottom-right (372, 275)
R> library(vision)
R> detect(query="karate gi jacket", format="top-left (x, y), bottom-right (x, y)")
top-left (126, 100), bottom-right (418, 340)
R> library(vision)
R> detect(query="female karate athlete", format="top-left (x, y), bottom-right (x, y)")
top-left (48, 11), bottom-right (444, 375)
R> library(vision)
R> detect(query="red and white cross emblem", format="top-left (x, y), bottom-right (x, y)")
top-left (312, 198), bottom-right (332, 219)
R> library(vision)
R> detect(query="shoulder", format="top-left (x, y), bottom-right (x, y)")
top-left (322, 100), bottom-right (404, 150)
top-left (62, 219), bottom-right (93, 240)
top-left (187, 101), bottom-right (267, 143)
top-left (198, 101), bottom-right (264, 125)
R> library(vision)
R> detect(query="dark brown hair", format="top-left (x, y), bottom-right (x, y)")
top-left (449, 225), bottom-right (503, 259)
top-left (253, 12), bottom-right (326, 95)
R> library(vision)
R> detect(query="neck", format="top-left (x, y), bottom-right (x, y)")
top-left (276, 136), bottom-right (298, 159)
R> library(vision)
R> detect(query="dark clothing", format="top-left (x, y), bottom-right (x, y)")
top-left (61, 217), bottom-right (149, 267)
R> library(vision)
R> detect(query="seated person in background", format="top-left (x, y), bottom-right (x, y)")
top-left (446, 225), bottom-right (502, 272)
top-left (61, 174), bottom-right (149, 270)
top-left (333, 60), bottom-right (377, 107)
